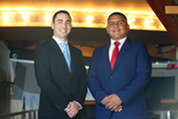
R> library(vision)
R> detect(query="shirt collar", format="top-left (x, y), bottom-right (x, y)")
top-left (52, 36), bottom-right (68, 45)
top-left (110, 37), bottom-right (127, 46)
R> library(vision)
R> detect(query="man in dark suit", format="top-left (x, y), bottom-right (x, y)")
top-left (34, 10), bottom-right (87, 119)
top-left (87, 12), bottom-right (152, 119)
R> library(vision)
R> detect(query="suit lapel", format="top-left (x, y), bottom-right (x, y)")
top-left (102, 43), bottom-right (113, 72)
top-left (68, 43), bottom-right (74, 73)
top-left (113, 39), bottom-right (132, 71)
top-left (49, 39), bottom-right (70, 72)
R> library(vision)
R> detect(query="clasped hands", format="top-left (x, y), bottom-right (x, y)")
top-left (64, 101), bottom-right (80, 118)
top-left (102, 94), bottom-right (123, 112)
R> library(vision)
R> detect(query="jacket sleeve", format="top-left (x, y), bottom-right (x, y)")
top-left (87, 49), bottom-right (108, 105)
top-left (74, 50), bottom-right (87, 107)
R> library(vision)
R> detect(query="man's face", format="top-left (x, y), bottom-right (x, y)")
top-left (51, 13), bottom-right (72, 41)
top-left (106, 14), bottom-right (130, 41)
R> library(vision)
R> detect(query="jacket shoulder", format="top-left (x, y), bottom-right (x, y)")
top-left (35, 39), bottom-right (52, 49)
top-left (69, 44), bottom-right (82, 53)
top-left (95, 43), bottom-right (108, 52)
top-left (128, 39), bottom-right (146, 48)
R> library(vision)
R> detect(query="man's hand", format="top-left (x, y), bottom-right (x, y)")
top-left (102, 94), bottom-right (123, 112)
top-left (102, 96), bottom-right (110, 105)
top-left (65, 101), bottom-right (80, 118)
top-left (113, 105), bottom-right (122, 112)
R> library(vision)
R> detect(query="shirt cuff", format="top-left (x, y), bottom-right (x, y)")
top-left (73, 101), bottom-right (83, 110)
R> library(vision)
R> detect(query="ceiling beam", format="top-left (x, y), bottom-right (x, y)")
top-left (165, 5), bottom-right (178, 14)
top-left (146, 0), bottom-right (178, 46)
top-left (146, 44), bottom-right (176, 61)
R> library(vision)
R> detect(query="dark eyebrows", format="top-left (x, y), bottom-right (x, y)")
top-left (108, 20), bottom-right (125, 25)
top-left (57, 19), bottom-right (63, 22)
top-left (66, 19), bottom-right (71, 23)
top-left (108, 21), bottom-right (114, 24)
top-left (56, 19), bottom-right (71, 23)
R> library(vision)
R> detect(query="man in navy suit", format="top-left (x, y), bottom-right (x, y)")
top-left (34, 10), bottom-right (87, 119)
top-left (87, 12), bottom-right (152, 119)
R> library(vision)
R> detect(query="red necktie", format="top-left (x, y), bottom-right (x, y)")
top-left (111, 41), bottom-right (120, 70)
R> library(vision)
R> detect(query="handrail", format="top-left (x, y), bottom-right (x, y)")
top-left (0, 109), bottom-right (38, 119)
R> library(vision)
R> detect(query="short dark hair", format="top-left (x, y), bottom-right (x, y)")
top-left (107, 12), bottom-right (127, 21)
top-left (52, 10), bottom-right (72, 23)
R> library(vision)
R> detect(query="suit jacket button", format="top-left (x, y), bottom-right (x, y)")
top-left (110, 76), bottom-right (113, 79)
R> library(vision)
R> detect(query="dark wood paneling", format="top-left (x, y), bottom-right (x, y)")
top-left (146, 0), bottom-right (178, 46)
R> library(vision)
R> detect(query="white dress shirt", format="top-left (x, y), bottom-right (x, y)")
top-left (109, 37), bottom-right (127, 62)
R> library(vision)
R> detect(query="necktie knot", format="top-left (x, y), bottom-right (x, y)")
top-left (114, 41), bottom-right (120, 47)
top-left (60, 42), bottom-right (67, 49)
